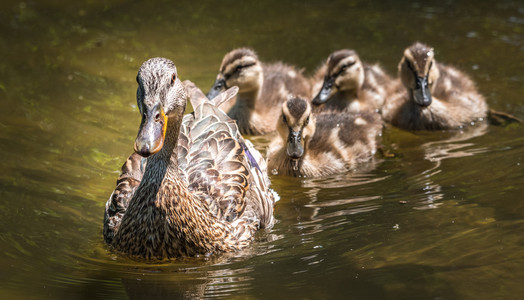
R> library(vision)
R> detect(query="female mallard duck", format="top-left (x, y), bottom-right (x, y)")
top-left (103, 58), bottom-right (278, 259)
top-left (267, 97), bottom-right (382, 177)
top-left (381, 42), bottom-right (488, 130)
top-left (311, 49), bottom-right (393, 114)
top-left (207, 48), bottom-right (311, 135)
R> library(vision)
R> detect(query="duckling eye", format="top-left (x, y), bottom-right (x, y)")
top-left (304, 116), bottom-right (310, 126)
top-left (171, 73), bottom-right (177, 84)
top-left (234, 63), bottom-right (255, 74)
top-left (341, 61), bottom-right (355, 72)
top-left (282, 114), bottom-right (288, 124)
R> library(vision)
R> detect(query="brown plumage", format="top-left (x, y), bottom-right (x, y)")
top-left (103, 58), bottom-right (278, 259)
top-left (381, 42), bottom-right (488, 130)
top-left (311, 49), bottom-right (393, 114)
top-left (207, 48), bottom-right (311, 135)
top-left (267, 97), bottom-right (382, 177)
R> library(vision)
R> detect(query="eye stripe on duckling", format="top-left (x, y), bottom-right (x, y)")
top-left (331, 56), bottom-right (358, 76)
top-left (327, 49), bottom-right (358, 71)
top-left (223, 57), bottom-right (258, 77)
top-left (220, 48), bottom-right (258, 73)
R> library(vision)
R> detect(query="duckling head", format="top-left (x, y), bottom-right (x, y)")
top-left (399, 42), bottom-right (440, 107)
top-left (312, 49), bottom-right (364, 105)
top-left (278, 98), bottom-right (315, 167)
top-left (207, 48), bottom-right (263, 99)
top-left (134, 57), bottom-right (188, 157)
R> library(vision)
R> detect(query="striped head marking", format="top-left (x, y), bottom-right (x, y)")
top-left (207, 48), bottom-right (263, 97)
top-left (313, 49), bottom-right (364, 104)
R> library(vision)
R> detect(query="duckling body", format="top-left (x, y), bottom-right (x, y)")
top-left (381, 42), bottom-right (488, 130)
top-left (207, 48), bottom-right (311, 135)
top-left (267, 98), bottom-right (382, 177)
top-left (104, 58), bottom-right (278, 259)
top-left (312, 49), bottom-right (393, 114)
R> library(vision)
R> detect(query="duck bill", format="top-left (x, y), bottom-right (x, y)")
top-left (312, 77), bottom-right (335, 105)
top-left (206, 78), bottom-right (226, 99)
top-left (286, 131), bottom-right (304, 159)
top-left (134, 105), bottom-right (167, 157)
top-left (413, 76), bottom-right (432, 107)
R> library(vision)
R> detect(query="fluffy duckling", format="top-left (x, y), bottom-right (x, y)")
top-left (311, 49), bottom-right (393, 114)
top-left (381, 42), bottom-right (488, 130)
top-left (207, 48), bottom-right (311, 135)
top-left (104, 58), bottom-right (278, 259)
top-left (267, 97), bottom-right (382, 177)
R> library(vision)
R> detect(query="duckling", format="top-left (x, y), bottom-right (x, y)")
top-left (267, 97), bottom-right (382, 177)
top-left (104, 58), bottom-right (278, 259)
top-left (207, 48), bottom-right (311, 135)
top-left (381, 42), bottom-right (488, 130)
top-left (311, 49), bottom-right (393, 114)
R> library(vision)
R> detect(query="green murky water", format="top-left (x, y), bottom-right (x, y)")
top-left (1, 0), bottom-right (524, 298)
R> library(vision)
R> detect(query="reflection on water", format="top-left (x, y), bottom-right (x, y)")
top-left (1, 0), bottom-right (524, 298)
top-left (422, 122), bottom-right (489, 162)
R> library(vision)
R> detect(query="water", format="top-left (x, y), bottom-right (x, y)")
top-left (1, 0), bottom-right (524, 298)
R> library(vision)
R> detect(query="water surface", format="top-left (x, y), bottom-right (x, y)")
top-left (1, 0), bottom-right (524, 299)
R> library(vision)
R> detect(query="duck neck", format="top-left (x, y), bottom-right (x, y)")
top-left (115, 114), bottom-right (236, 258)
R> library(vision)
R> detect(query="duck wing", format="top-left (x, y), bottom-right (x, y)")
top-left (103, 152), bottom-right (146, 243)
top-left (181, 82), bottom-right (277, 226)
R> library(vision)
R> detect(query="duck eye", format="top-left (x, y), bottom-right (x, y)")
top-left (235, 64), bottom-right (246, 73)
top-left (171, 73), bottom-right (177, 84)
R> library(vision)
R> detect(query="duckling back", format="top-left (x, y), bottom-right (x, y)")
top-left (268, 97), bottom-right (382, 177)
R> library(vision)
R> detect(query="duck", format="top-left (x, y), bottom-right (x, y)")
top-left (267, 97), bottom-right (382, 177)
top-left (103, 57), bottom-right (278, 259)
top-left (207, 48), bottom-right (311, 136)
top-left (311, 49), bottom-right (393, 114)
top-left (381, 42), bottom-right (488, 130)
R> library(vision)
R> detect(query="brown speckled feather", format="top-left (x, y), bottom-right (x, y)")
top-left (104, 65), bottom-right (278, 259)
top-left (103, 152), bottom-right (146, 244)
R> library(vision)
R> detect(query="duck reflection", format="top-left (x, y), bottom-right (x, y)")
top-left (283, 170), bottom-right (388, 236)
top-left (118, 265), bottom-right (255, 299)
top-left (410, 122), bottom-right (489, 209)
top-left (422, 122), bottom-right (489, 162)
